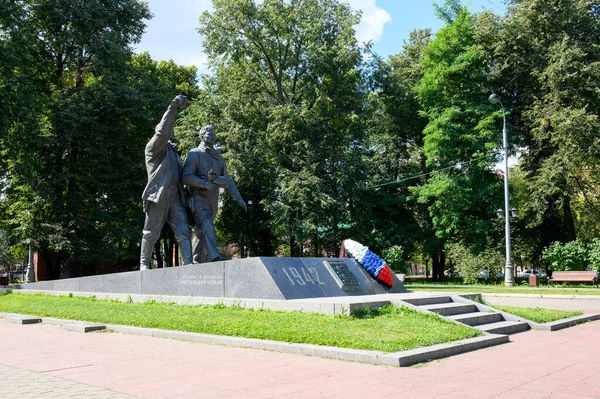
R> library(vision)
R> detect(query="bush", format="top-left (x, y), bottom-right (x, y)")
top-left (588, 238), bottom-right (600, 273)
top-left (542, 240), bottom-right (588, 271)
top-left (381, 245), bottom-right (409, 274)
top-left (447, 244), bottom-right (503, 285)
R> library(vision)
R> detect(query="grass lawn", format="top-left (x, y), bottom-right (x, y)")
top-left (0, 292), bottom-right (482, 353)
top-left (488, 305), bottom-right (583, 323)
top-left (406, 285), bottom-right (600, 296)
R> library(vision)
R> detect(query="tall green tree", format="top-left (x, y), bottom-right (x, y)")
top-left (410, 1), bottom-right (504, 278)
top-left (0, 0), bottom-right (155, 277)
top-left (481, 0), bottom-right (600, 256)
top-left (356, 29), bottom-right (435, 260)
top-left (183, 0), bottom-right (366, 256)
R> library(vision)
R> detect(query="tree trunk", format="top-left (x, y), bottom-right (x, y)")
top-left (562, 195), bottom-right (576, 242)
top-left (432, 254), bottom-right (439, 282)
top-left (59, 249), bottom-right (72, 279)
top-left (174, 242), bottom-right (179, 266)
top-left (312, 230), bottom-right (319, 257)
top-left (163, 238), bottom-right (172, 267)
top-left (240, 234), bottom-right (246, 258)
top-left (290, 234), bottom-right (296, 257)
top-left (438, 250), bottom-right (446, 281)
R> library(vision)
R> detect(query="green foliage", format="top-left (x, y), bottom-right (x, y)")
top-left (1, 0), bottom-right (600, 277)
top-left (0, 1), bottom-right (198, 276)
top-left (410, 5), bottom-right (503, 253)
top-left (357, 29), bottom-right (435, 262)
top-left (0, 293), bottom-right (482, 352)
top-left (183, 0), bottom-right (367, 256)
top-left (0, 230), bottom-right (16, 271)
top-left (381, 245), bottom-right (409, 273)
top-left (481, 0), bottom-right (600, 254)
top-left (588, 239), bottom-right (600, 273)
top-left (542, 240), bottom-right (589, 271)
top-left (447, 243), bottom-right (503, 284)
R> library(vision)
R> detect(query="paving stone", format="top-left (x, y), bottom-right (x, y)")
top-left (0, 364), bottom-right (139, 399)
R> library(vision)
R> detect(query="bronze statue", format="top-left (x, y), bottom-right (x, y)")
top-left (140, 95), bottom-right (193, 270)
top-left (182, 125), bottom-right (247, 262)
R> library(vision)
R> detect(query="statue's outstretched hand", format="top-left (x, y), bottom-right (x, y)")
top-left (172, 95), bottom-right (189, 109)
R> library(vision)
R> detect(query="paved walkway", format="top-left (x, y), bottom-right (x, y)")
top-left (1, 316), bottom-right (600, 398)
top-left (0, 363), bottom-right (137, 398)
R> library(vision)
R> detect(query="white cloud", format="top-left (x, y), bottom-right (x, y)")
top-left (347, 0), bottom-right (392, 45)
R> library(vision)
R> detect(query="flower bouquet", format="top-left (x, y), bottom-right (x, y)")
top-left (340, 239), bottom-right (394, 287)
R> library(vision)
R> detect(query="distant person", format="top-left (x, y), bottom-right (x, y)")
top-left (140, 95), bottom-right (193, 270)
top-left (182, 125), bottom-right (247, 262)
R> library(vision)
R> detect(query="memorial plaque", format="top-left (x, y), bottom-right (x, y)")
top-left (323, 260), bottom-right (360, 291)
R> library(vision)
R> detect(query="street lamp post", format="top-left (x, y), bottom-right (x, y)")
top-left (25, 244), bottom-right (35, 283)
top-left (247, 200), bottom-right (253, 258)
top-left (489, 93), bottom-right (515, 287)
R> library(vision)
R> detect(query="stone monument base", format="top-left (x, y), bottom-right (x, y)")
top-left (14, 257), bottom-right (405, 300)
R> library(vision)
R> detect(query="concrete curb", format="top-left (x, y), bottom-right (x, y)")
top-left (533, 314), bottom-right (600, 331)
top-left (0, 312), bottom-right (508, 367)
top-left (4, 315), bottom-right (42, 325)
top-left (383, 334), bottom-right (509, 367)
top-left (61, 323), bottom-right (107, 333)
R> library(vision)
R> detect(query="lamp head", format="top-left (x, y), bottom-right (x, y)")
top-left (489, 93), bottom-right (501, 104)
top-left (496, 208), bottom-right (505, 219)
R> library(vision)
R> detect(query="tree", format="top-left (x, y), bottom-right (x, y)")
top-left (410, 1), bottom-right (504, 278)
top-left (183, 0), bottom-right (367, 256)
top-left (481, 0), bottom-right (600, 256)
top-left (0, 1), bottom-right (195, 277)
top-left (355, 29), bottom-right (444, 274)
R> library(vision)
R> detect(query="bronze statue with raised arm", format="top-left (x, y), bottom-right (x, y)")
top-left (140, 95), bottom-right (193, 270)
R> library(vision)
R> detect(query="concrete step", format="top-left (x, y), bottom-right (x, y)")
top-left (420, 302), bottom-right (478, 316)
top-left (476, 320), bottom-right (530, 335)
top-left (448, 311), bottom-right (504, 326)
top-left (402, 296), bottom-right (453, 306)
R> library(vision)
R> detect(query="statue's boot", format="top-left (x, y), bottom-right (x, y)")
top-left (178, 239), bottom-right (193, 266)
top-left (140, 238), bottom-right (153, 271)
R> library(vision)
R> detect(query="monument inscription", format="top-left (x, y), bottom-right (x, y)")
top-left (323, 261), bottom-right (360, 291)
top-left (281, 266), bottom-right (326, 286)
top-left (180, 274), bottom-right (222, 286)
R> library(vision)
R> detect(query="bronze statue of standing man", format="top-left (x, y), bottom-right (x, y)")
top-left (140, 95), bottom-right (193, 270)
top-left (182, 125), bottom-right (247, 262)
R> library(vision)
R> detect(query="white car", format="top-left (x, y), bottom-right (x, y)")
top-left (518, 269), bottom-right (546, 277)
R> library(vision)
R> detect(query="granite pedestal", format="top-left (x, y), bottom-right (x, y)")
top-left (13, 257), bottom-right (405, 300)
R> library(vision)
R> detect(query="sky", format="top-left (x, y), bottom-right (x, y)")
top-left (134, 0), bottom-right (506, 73)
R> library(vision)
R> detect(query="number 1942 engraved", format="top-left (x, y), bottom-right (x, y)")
top-left (281, 267), bottom-right (326, 286)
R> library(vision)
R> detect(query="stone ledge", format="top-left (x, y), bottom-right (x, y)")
top-left (61, 323), bottom-right (106, 333)
top-left (533, 314), bottom-right (600, 331)
top-left (3, 315), bottom-right (42, 325)
top-left (382, 334), bottom-right (509, 367)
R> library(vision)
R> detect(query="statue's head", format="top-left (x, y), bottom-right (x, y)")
top-left (199, 125), bottom-right (216, 146)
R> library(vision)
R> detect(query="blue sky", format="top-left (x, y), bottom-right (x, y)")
top-left (135, 0), bottom-right (506, 73)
